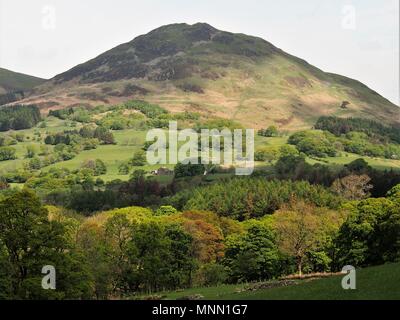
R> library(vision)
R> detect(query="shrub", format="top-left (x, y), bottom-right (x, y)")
top-left (0, 147), bottom-right (17, 161)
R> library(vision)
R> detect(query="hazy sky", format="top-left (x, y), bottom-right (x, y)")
top-left (0, 0), bottom-right (398, 104)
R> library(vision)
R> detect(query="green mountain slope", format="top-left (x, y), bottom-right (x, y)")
top-left (0, 67), bottom-right (45, 94)
top-left (26, 23), bottom-right (399, 130)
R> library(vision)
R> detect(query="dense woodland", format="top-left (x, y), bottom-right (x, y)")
top-left (0, 103), bottom-right (399, 299)
top-left (1, 155), bottom-right (399, 299)
top-left (315, 116), bottom-right (400, 143)
top-left (289, 118), bottom-right (400, 160)
top-left (0, 105), bottom-right (41, 131)
top-left (0, 181), bottom-right (399, 299)
top-left (0, 90), bottom-right (25, 106)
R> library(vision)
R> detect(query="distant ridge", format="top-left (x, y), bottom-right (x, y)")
top-left (0, 67), bottom-right (45, 95)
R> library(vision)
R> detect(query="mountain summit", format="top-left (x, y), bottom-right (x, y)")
top-left (52, 23), bottom-right (280, 84)
top-left (27, 23), bottom-right (399, 129)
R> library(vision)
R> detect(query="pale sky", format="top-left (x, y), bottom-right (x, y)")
top-left (0, 0), bottom-right (398, 104)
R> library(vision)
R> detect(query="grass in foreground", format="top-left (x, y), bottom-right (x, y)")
top-left (154, 263), bottom-right (400, 300)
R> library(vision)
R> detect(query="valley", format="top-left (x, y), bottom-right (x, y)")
top-left (1, 105), bottom-right (400, 187)
top-left (0, 22), bottom-right (399, 301)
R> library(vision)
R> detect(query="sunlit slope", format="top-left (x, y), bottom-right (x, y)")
top-left (24, 23), bottom-right (399, 130)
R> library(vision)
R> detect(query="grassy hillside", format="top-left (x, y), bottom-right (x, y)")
top-left (22, 23), bottom-right (399, 130)
top-left (0, 67), bottom-right (45, 94)
top-left (156, 262), bottom-right (400, 300)
top-left (1, 116), bottom-right (400, 184)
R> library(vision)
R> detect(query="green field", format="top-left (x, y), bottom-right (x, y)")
top-left (257, 137), bottom-right (400, 171)
top-left (307, 153), bottom-right (400, 171)
top-left (1, 115), bottom-right (400, 183)
top-left (0, 118), bottom-right (171, 181)
top-left (153, 262), bottom-right (400, 300)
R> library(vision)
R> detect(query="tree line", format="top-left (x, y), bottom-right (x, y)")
top-left (275, 155), bottom-right (400, 198)
top-left (0, 185), bottom-right (399, 299)
top-left (0, 105), bottom-right (41, 131)
top-left (0, 90), bottom-right (25, 106)
top-left (315, 116), bottom-right (400, 144)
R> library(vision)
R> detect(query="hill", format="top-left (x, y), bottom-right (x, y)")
top-left (156, 262), bottom-right (400, 300)
top-left (22, 23), bottom-right (399, 130)
top-left (0, 67), bottom-right (45, 94)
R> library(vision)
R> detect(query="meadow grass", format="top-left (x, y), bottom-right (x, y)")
top-left (155, 262), bottom-right (400, 300)
top-left (1, 119), bottom-right (400, 180)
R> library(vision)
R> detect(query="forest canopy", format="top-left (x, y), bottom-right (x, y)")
top-left (0, 104), bottom-right (41, 131)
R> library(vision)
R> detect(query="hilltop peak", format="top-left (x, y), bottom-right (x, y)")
top-left (27, 23), bottom-right (398, 130)
top-left (51, 23), bottom-right (278, 84)
top-left (150, 22), bottom-right (218, 33)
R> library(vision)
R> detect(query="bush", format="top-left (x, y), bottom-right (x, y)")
top-left (94, 127), bottom-right (115, 145)
top-left (123, 100), bottom-right (168, 118)
top-left (95, 159), bottom-right (107, 175)
top-left (118, 162), bottom-right (130, 175)
top-left (0, 147), bottom-right (17, 161)
top-left (197, 263), bottom-right (227, 286)
top-left (174, 162), bottom-right (205, 178)
top-left (258, 125), bottom-right (279, 137)
top-left (81, 159), bottom-right (107, 176)
top-left (131, 150), bottom-right (147, 167)
top-left (255, 147), bottom-right (280, 162)
top-left (27, 157), bottom-right (42, 170)
top-left (155, 206), bottom-right (178, 216)
top-left (25, 145), bottom-right (36, 158)
top-left (288, 131), bottom-right (337, 158)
